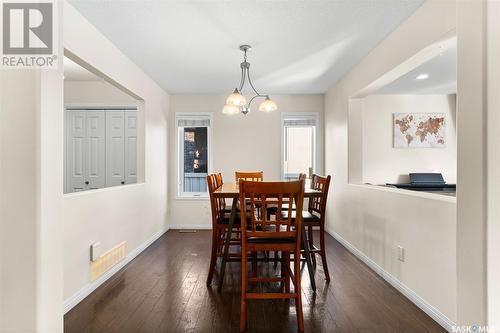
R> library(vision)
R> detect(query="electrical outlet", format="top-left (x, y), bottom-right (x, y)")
top-left (397, 245), bottom-right (405, 262)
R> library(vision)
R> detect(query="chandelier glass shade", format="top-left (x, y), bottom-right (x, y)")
top-left (222, 103), bottom-right (240, 115)
top-left (258, 96), bottom-right (278, 112)
top-left (222, 45), bottom-right (277, 115)
top-left (226, 88), bottom-right (246, 107)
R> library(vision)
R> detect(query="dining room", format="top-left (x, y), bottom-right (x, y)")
top-left (61, 1), bottom-right (457, 330)
top-left (1, 1), bottom-right (498, 333)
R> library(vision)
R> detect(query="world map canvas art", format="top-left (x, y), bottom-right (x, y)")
top-left (393, 113), bottom-right (446, 148)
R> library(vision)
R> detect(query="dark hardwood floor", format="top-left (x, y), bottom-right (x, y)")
top-left (64, 230), bottom-right (447, 333)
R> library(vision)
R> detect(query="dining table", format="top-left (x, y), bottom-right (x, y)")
top-left (213, 181), bottom-right (321, 292)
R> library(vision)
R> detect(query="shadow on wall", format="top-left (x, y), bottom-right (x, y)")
top-left (447, 94), bottom-right (457, 136)
top-left (362, 213), bottom-right (387, 272)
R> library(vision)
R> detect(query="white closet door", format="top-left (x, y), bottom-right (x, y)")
top-left (85, 111), bottom-right (105, 190)
top-left (106, 111), bottom-right (125, 187)
top-left (67, 111), bottom-right (86, 193)
top-left (124, 110), bottom-right (137, 184)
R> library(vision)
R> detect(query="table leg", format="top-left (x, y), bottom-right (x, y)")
top-left (218, 198), bottom-right (238, 292)
top-left (294, 192), bottom-right (317, 292)
top-left (302, 226), bottom-right (316, 292)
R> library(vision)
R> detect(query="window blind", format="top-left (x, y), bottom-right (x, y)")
top-left (177, 117), bottom-right (211, 127)
top-left (283, 117), bottom-right (316, 127)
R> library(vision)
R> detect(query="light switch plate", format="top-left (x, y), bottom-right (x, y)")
top-left (397, 245), bottom-right (405, 262)
top-left (90, 242), bottom-right (101, 261)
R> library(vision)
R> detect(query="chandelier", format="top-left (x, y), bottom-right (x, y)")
top-left (222, 45), bottom-right (278, 115)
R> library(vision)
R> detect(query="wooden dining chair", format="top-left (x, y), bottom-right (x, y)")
top-left (206, 173), bottom-right (242, 285)
top-left (215, 172), bottom-right (223, 187)
top-left (235, 171), bottom-right (264, 214)
top-left (235, 171), bottom-right (264, 182)
top-left (283, 174), bottom-right (332, 281)
top-left (239, 179), bottom-right (305, 332)
top-left (213, 172), bottom-right (232, 214)
top-left (281, 173), bottom-right (306, 211)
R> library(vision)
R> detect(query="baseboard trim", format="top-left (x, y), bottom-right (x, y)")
top-left (63, 226), bottom-right (169, 314)
top-left (168, 224), bottom-right (212, 230)
top-left (325, 227), bottom-right (455, 332)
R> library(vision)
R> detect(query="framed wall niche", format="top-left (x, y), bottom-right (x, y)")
top-left (347, 32), bottom-right (457, 198)
top-left (63, 52), bottom-right (145, 194)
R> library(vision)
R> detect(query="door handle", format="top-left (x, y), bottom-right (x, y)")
top-left (85, 181), bottom-right (89, 185)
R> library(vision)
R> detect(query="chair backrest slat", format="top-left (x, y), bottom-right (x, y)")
top-left (235, 171), bottom-right (264, 182)
top-left (308, 174), bottom-right (331, 219)
top-left (215, 173), bottom-right (223, 188)
top-left (207, 173), bottom-right (226, 225)
top-left (239, 180), bottom-right (305, 239)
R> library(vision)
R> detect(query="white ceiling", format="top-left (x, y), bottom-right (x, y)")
top-left (69, 0), bottom-right (424, 94)
top-left (64, 56), bottom-right (101, 81)
top-left (374, 38), bottom-right (457, 95)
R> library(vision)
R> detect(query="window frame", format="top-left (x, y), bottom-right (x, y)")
top-left (175, 112), bottom-right (213, 200)
top-left (280, 112), bottom-right (319, 180)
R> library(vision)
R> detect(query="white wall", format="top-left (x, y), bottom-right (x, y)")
top-left (168, 94), bottom-right (323, 228)
top-left (456, 1), bottom-right (488, 327)
top-left (1, 71), bottom-right (42, 332)
top-left (62, 1), bottom-right (169, 307)
top-left (324, 1), bottom-right (458, 328)
top-left (360, 94), bottom-right (457, 184)
top-left (1, 7), bottom-right (64, 332)
top-left (487, 1), bottom-right (500, 330)
top-left (64, 80), bottom-right (137, 105)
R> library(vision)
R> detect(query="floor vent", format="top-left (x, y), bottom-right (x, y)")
top-left (90, 241), bottom-right (127, 281)
top-left (178, 230), bottom-right (197, 233)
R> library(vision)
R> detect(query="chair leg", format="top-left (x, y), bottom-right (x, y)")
top-left (251, 251), bottom-right (258, 277)
top-left (280, 251), bottom-right (285, 292)
top-left (307, 225), bottom-right (316, 266)
top-left (217, 228), bottom-right (224, 255)
top-left (284, 251), bottom-right (290, 293)
top-left (240, 249), bottom-right (248, 331)
top-left (294, 248), bottom-right (304, 331)
top-left (319, 225), bottom-right (330, 281)
top-left (206, 228), bottom-right (218, 285)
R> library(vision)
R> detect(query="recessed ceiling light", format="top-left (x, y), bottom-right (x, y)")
top-left (416, 74), bottom-right (429, 80)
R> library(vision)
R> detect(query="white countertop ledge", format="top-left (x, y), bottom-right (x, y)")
top-left (348, 183), bottom-right (457, 203)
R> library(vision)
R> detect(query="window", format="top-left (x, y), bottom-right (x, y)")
top-left (176, 113), bottom-right (212, 198)
top-left (64, 108), bottom-right (137, 193)
top-left (282, 113), bottom-right (318, 180)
